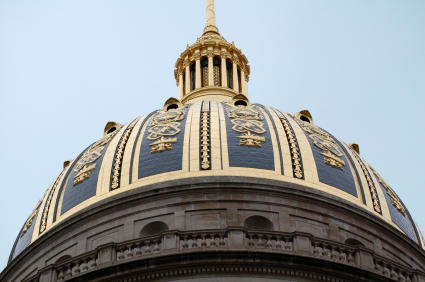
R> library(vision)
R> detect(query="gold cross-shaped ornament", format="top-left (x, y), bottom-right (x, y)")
top-left (149, 136), bottom-right (178, 153)
top-left (236, 131), bottom-right (265, 147)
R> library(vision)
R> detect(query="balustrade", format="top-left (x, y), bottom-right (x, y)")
top-left (41, 229), bottom-right (417, 282)
top-left (311, 239), bottom-right (355, 264)
top-left (116, 235), bottom-right (162, 261)
top-left (180, 231), bottom-right (227, 249)
top-left (374, 257), bottom-right (412, 282)
top-left (56, 251), bottom-right (97, 281)
top-left (246, 231), bottom-right (293, 251)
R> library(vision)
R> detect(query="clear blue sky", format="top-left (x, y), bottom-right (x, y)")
top-left (0, 0), bottom-right (424, 266)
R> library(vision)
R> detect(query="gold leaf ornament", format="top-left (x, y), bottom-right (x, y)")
top-left (201, 103), bottom-right (210, 169)
top-left (225, 103), bottom-right (267, 148)
top-left (111, 123), bottom-right (136, 190)
top-left (368, 165), bottom-right (405, 214)
top-left (295, 118), bottom-right (345, 170)
top-left (73, 130), bottom-right (119, 186)
top-left (275, 112), bottom-right (303, 179)
top-left (349, 148), bottom-right (381, 213)
top-left (147, 106), bottom-right (188, 153)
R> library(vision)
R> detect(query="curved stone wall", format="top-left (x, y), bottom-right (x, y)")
top-left (2, 177), bottom-right (424, 282)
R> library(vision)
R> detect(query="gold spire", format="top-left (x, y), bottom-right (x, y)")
top-left (203, 0), bottom-right (219, 35)
top-left (206, 0), bottom-right (216, 27)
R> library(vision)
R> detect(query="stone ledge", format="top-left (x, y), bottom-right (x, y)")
top-left (23, 229), bottom-right (419, 282)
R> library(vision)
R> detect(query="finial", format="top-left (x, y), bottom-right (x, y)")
top-left (203, 0), bottom-right (219, 35)
top-left (206, 0), bottom-right (216, 27)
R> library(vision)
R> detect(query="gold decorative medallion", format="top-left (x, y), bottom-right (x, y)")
top-left (73, 130), bottom-right (119, 186)
top-left (225, 103), bottom-right (267, 147)
top-left (349, 148), bottom-right (381, 213)
top-left (368, 165), bottom-right (405, 214)
top-left (147, 106), bottom-right (188, 153)
top-left (295, 118), bottom-right (345, 170)
top-left (274, 111), bottom-right (303, 179)
top-left (201, 102), bottom-right (210, 169)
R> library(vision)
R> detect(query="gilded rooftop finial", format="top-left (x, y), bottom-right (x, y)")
top-left (206, 0), bottom-right (216, 27)
top-left (203, 0), bottom-right (219, 35)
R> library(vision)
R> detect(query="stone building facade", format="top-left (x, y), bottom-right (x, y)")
top-left (2, 1), bottom-right (425, 282)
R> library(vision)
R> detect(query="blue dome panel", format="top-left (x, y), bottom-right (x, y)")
top-left (10, 207), bottom-right (40, 260)
top-left (293, 118), bottom-right (357, 197)
top-left (381, 183), bottom-right (417, 242)
top-left (223, 102), bottom-right (275, 171)
top-left (60, 131), bottom-right (119, 215)
top-left (138, 106), bottom-right (191, 178)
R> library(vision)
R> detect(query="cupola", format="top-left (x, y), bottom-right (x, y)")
top-left (174, 0), bottom-right (250, 104)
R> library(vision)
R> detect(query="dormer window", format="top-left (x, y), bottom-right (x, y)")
top-left (234, 100), bottom-right (247, 107)
top-left (166, 104), bottom-right (179, 111)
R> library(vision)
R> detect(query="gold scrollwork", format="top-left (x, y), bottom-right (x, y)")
top-left (147, 106), bottom-right (188, 153)
top-left (73, 130), bottom-right (119, 186)
top-left (225, 103), bottom-right (267, 147)
top-left (230, 119), bottom-right (266, 135)
top-left (201, 102), bottom-right (210, 169)
top-left (276, 113), bottom-right (303, 179)
top-left (368, 165), bottom-right (405, 214)
top-left (349, 148), bottom-right (381, 213)
top-left (295, 118), bottom-right (345, 170)
top-left (111, 122), bottom-right (137, 190)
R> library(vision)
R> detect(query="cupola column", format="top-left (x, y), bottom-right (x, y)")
top-left (220, 52), bottom-right (227, 88)
top-left (195, 53), bottom-right (201, 89)
top-left (241, 69), bottom-right (248, 97)
top-left (232, 59), bottom-right (239, 93)
top-left (174, 0), bottom-right (251, 101)
top-left (185, 60), bottom-right (190, 95)
top-left (207, 51), bottom-right (214, 86)
top-left (178, 72), bottom-right (184, 100)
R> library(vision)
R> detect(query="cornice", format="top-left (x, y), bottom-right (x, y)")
top-left (3, 176), bottom-right (425, 281)
top-left (180, 86), bottom-right (239, 104)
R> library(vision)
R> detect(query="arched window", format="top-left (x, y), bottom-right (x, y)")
top-left (140, 221), bottom-right (169, 237)
top-left (226, 60), bottom-right (233, 89)
top-left (190, 62), bottom-right (196, 91)
top-left (345, 238), bottom-right (365, 247)
top-left (244, 215), bottom-right (274, 231)
top-left (237, 68), bottom-right (242, 93)
top-left (201, 58), bottom-right (208, 87)
top-left (55, 255), bottom-right (72, 264)
top-left (213, 57), bottom-right (221, 86)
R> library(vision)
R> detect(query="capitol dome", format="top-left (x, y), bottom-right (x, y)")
top-left (2, 1), bottom-right (425, 282)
